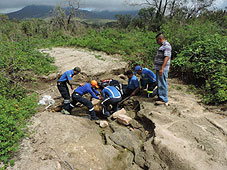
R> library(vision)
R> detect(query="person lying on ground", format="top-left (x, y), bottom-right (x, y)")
top-left (69, 80), bottom-right (100, 120)
top-left (134, 65), bottom-right (157, 98)
top-left (57, 67), bottom-right (81, 115)
top-left (101, 85), bottom-right (122, 117)
top-left (122, 70), bottom-right (140, 99)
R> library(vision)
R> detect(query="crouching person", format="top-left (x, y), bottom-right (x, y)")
top-left (99, 79), bottom-right (123, 95)
top-left (122, 70), bottom-right (140, 99)
top-left (134, 65), bottom-right (157, 98)
top-left (102, 86), bottom-right (122, 117)
top-left (71, 80), bottom-right (100, 120)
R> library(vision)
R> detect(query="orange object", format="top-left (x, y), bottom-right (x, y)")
top-left (91, 80), bottom-right (99, 88)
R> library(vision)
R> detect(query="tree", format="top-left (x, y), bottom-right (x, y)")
top-left (115, 14), bottom-right (132, 29)
top-left (50, 0), bottom-right (80, 31)
top-left (125, 0), bottom-right (215, 20)
top-left (66, 0), bottom-right (80, 25)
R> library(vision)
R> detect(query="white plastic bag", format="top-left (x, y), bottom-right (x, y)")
top-left (38, 95), bottom-right (55, 109)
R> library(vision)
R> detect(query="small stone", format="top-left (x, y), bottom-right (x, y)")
top-left (100, 120), bottom-right (109, 128)
top-left (112, 108), bottom-right (127, 119)
top-left (117, 114), bottom-right (132, 125)
top-left (92, 99), bottom-right (101, 106)
top-left (56, 161), bottom-right (61, 170)
top-left (92, 99), bottom-right (102, 112)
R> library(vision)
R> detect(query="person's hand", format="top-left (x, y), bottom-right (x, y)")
top-left (71, 86), bottom-right (74, 90)
top-left (79, 83), bottom-right (84, 86)
top-left (159, 69), bottom-right (163, 76)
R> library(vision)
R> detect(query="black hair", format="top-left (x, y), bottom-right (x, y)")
top-left (156, 33), bottom-right (165, 39)
top-left (124, 70), bottom-right (133, 76)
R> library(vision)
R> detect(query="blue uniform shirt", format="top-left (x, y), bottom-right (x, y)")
top-left (58, 69), bottom-right (74, 82)
top-left (141, 68), bottom-right (156, 83)
top-left (102, 86), bottom-right (121, 100)
top-left (128, 75), bottom-right (139, 90)
top-left (74, 83), bottom-right (99, 99)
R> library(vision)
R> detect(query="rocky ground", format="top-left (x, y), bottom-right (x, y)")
top-left (7, 47), bottom-right (227, 170)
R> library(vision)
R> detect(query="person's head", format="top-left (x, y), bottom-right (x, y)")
top-left (134, 65), bottom-right (143, 75)
top-left (98, 81), bottom-right (105, 90)
top-left (73, 67), bottom-right (81, 75)
top-left (156, 33), bottom-right (165, 46)
top-left (91, 80), bottom-right (99, 89)
top-left (124, 70), bottom-right (133, 78)
top-left (98, 79), bottom-right (110, 90)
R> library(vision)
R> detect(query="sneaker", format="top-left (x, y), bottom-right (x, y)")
top-left (61, 109), bottom-right (71, 115)
top-left (155, 101), bottom-right (169, 106)
top-left (90, 116), bottom-right (99, 120)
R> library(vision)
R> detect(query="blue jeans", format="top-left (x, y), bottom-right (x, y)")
top-left (156, 70), bottom-right (168, 103)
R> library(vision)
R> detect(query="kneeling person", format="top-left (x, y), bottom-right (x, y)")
top-left (134, 66), bottom-right (157, 98)
top-left (102, 86), bottom-right (122, 117)
top-left (99, 79), bottom-right (123, 95)
top-left (71, 80), bottom-right (100, 120)
top-left (122, 70), bottom-right (140, 99)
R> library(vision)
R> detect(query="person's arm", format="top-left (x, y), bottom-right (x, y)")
top-left (147, 71), bottom-right (156, 82)
top-left (131, 79), bottom-right (139, 96)
top-left (160, 44), bottom-right (171, 76)
top-left (93, 88), bottom-right (100, 95)
top-left (159, 56), bottom-right (170, 76)
top-left (88, 89), bottom-right (99, 99)
top-left (131, 87), bottom-right (140, 96)
top-left (102, 90), bottom-right (106, 99)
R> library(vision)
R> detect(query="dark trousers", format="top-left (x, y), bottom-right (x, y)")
top-left (57, 81), bottom-right (70, 111)
top-left (122, 85), bottom-right (134, 99)
top-left (71, 92), bottom-right (96, 119)
top-left (141, 79), bottom-right (157, 97)
top-left (102, 97), bottom-right (122, 115)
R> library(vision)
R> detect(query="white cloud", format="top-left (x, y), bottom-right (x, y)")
top-left (0, 0), bottom-right (226, 14)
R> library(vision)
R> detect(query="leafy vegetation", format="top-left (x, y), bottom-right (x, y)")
top-left (171, 34), bottom-right (227, 104)
top-left (65, 28), bottom-right (158, 68)
top-left (0, 17), bottom-right (57, 168)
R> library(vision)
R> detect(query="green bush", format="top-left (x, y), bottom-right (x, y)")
top-left (171, 34), bottom-right (227, 104)
top-left (0, 93), bottom-right (38, 164)
top-left (67, 28), bottom-right (158, 68)
top-left (0, 40), bottom-right (57, 80)
top-left (161, 20), bottom-right (223, 59)
top-left (0, 18), bottom-right (57, 167)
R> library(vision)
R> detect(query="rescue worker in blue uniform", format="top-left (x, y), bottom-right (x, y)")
top-left (71, 80), bottom-right (100, 120)
top-left (57, 67), bottom-right (81, 114)
top-left (101, 86), bottom-right (122, 117)
top-left (99, 79), bottom-right (123, 95)
top-left (122, 70), bottom-right (140, 99)
top-left (134, 66), bottom-right (157, 98)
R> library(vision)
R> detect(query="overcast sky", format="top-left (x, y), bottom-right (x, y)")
top-left (0, 0), bottom-right (226, 13)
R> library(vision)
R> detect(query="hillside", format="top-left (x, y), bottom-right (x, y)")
top-left (7, 5), bottom-right (138, 20)
top-left (6, 47), bottom-right (227, 170)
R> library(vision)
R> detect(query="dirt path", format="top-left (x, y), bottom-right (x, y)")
top-left (8, 47), bottom-right (227, 170)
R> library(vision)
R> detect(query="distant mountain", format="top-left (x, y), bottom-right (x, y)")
top-left (7, 5), bottom-right (54, 20)
top-left (7, 5), bottom-right (138, 20)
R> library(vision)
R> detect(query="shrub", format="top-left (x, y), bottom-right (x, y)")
top-left (171, 34), bottom-right (227, 104)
